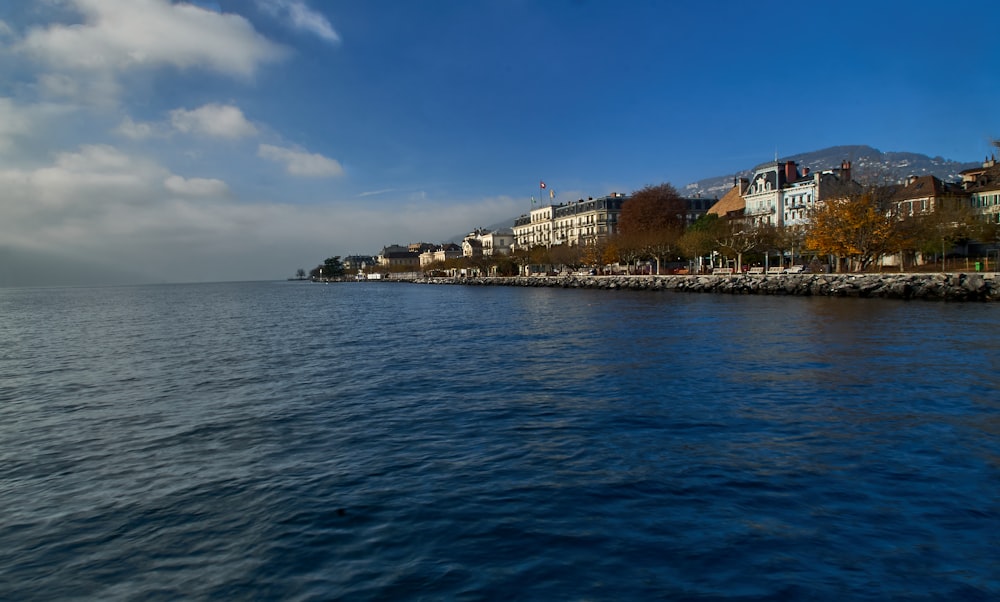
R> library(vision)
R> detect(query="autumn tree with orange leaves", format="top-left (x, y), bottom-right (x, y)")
top-left (805, 188), bottom-right (897, 272)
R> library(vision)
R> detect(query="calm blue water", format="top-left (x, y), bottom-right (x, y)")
top-left (1, 281), bottom-right (998, 600)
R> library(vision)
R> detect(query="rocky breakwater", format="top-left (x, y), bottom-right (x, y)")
top-left (411, 272), bottom-right (1000, 301)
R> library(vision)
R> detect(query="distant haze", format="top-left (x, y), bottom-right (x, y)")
top-left (0, 2), bottom-right (997, 286)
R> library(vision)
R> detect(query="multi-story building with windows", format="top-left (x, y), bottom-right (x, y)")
top-left (963, 155), bottom-right (1000, 223)
top-left (462, 229), bottom-right (515, 256)
top-left (891, 175), bottom-right (969, 217)
top-left (739, 159), bottom-right (856, 229)
top-left (377, 244), bottom-right (419, 269)
top-left (418, 243), bottom-right (463, 267)
top-left (513, 194), bottom-right (627, 249)
top-left (343, 255), bottom-right (378, 273)
top-left (513, 192), bottom-right (712, 249)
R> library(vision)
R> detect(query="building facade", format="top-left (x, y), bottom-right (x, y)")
top-left (378, 245), bottom-right (420, 269)
top-left (461, 229), bottom-right (515, 256)
top-left (342, 255), bottom-right (377, 273)
top-left (418, 243), bottom-right (463, 267)
top-left (891, 175), bottom-right (969, 217)
top-left (739, 160), bottom-right (855, 229)
top-left (513, 192), bottom-right (711, 249)
top-left (963, 155), bottom-right (1000, 223)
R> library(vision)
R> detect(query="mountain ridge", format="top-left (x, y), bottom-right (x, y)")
top-left (682, 144), bottom-right (980, 199)
top-left (446, 145), bottom-right (983, 242)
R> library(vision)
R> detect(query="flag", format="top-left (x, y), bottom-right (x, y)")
top-left (539, 180), bottom-right (546, 190)
top-left (549, 188), bottom-right (555, 200)
top-left (531, 196), bottom-right (536, 205)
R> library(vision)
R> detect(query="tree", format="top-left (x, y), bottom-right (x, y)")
top-left (679, 227), bottom-right (717, 262)
top-left (295, 268), bottom-right (306, 279)
top-left (619, 183), bottom-right (687, 274)
top-left (581, 240), bottom-right (606, 268)
top-left (613, 234), bottom-right (646, 273)
top-left (323, 256), bottom-right (345, 278)
top-left (773, 226), bottom-right (807, 267)
top-left (548, 244), bottom-right (584, 270)
top-left (510, 245), bottom-right (552, 275)
top-left (714, 221), bottom-right (773, 272)
top-left (310, 256), bottom-right (345, 280)
top-left (620, 183), bottom-right (687, 234)
top-left (601, 240), bottom-right (621, 267)
top-left (912, 202), bottom-right (987, 270)
top-left (805, 190), bottom-right (896, 272)
top-left (491, 254), bottom-right (519, 276)
top-left (680, 214), bottom-right (723, 263)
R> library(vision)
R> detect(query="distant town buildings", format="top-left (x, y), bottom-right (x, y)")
top-left (469, 229), bottom-right (514, 256)
top-left (963, 155), bottom-right (1000, 223)
top-left (728, 160), bottom-right (855, 229)
top-left (342, 255), bottom-right (378, 272)
top-left (377, 244), bottom-right (420, 269)
top-left (512, 193), bottom-right (714, 249)
top-left (343, 144), bottom-right (1000, 274)
top-left (891, 175), bottom-right (967, 216)
top-left (419, 243), bottom-right (463, 267)
top-left (514, 193), bottom-right (627, 249)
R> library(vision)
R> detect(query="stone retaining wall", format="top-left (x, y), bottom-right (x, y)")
top-left (408, 272), bottom-right (1000, 301)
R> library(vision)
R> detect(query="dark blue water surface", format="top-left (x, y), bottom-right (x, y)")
top-left (1, 281), bottom-right (998, 600)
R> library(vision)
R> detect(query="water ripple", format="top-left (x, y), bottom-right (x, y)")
top-left (1, 283), bottom-right (998, 600)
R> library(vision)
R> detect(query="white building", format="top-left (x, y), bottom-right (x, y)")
top-left (418, 243), bottom-right (463, 267)
top-left (963, 155), bottom-right (1000, 223)
top-left (742, 160), bottom-right (855, 229)
top-left (461, 229), bottom-right (514, 256)
top-left (513, 193), bottom-right (628, 249)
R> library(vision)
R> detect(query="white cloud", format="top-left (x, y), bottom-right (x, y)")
top-left (0, 143), bottom-right (525, 283)
top-left (115, 116), bottom-right (163, 140)
top-left (18, 0), bottom-right (287, 78)
top-left (258, 143), bottom-right (344, 177)
top-left (257, 0), bottom-right (340, 44)
top-left (170, 104), bottom-right (257, 139)
top-left (358, 188), bottom-right (399, 197)
top-left (114, 104), bottom-right (256, 140)
top-left (164, 175), bottom-right (230, 197)
top-left (36, 73), bottom-right (81, 98)
top-left (0, 20), bottom-right (13, 38)
top-left (26, 144), bottom-right (165, 209)
top-left (0, 98), bottom-right (33, 152)
top-left (35, 71), bottom-right (122, 107)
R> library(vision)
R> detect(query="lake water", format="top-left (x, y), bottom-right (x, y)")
top-left (1, 281), bottom-right (998, 600)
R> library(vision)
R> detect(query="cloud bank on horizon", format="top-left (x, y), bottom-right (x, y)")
top-left (0, 0), bottom-right (997, 284)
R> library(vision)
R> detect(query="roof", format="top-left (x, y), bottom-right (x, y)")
top-left (890, 175), bottom-right (956, 201)
top-left (965, 162), bottom-right (1000, 193)
top-left (707, 185), bottom-right (745, 217)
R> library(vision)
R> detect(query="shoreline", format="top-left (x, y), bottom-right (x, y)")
top-left (402, 272), bottom-right (1000, 301)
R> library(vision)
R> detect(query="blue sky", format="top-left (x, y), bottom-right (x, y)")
top-left (1, 0), bottom-right (998, 284)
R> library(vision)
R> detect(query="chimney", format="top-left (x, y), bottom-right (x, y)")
top-left (736, 177), bottom-right (749, 195)
top-left (802, 167), bottom-right (810, 177)
top-left (841, 160), bottom-right (852, 182)
top-left (784, 160), bottom-right (798, 184)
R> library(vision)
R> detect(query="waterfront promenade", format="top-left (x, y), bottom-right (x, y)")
top-left (409, 272), bottom-right (1000, 301)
